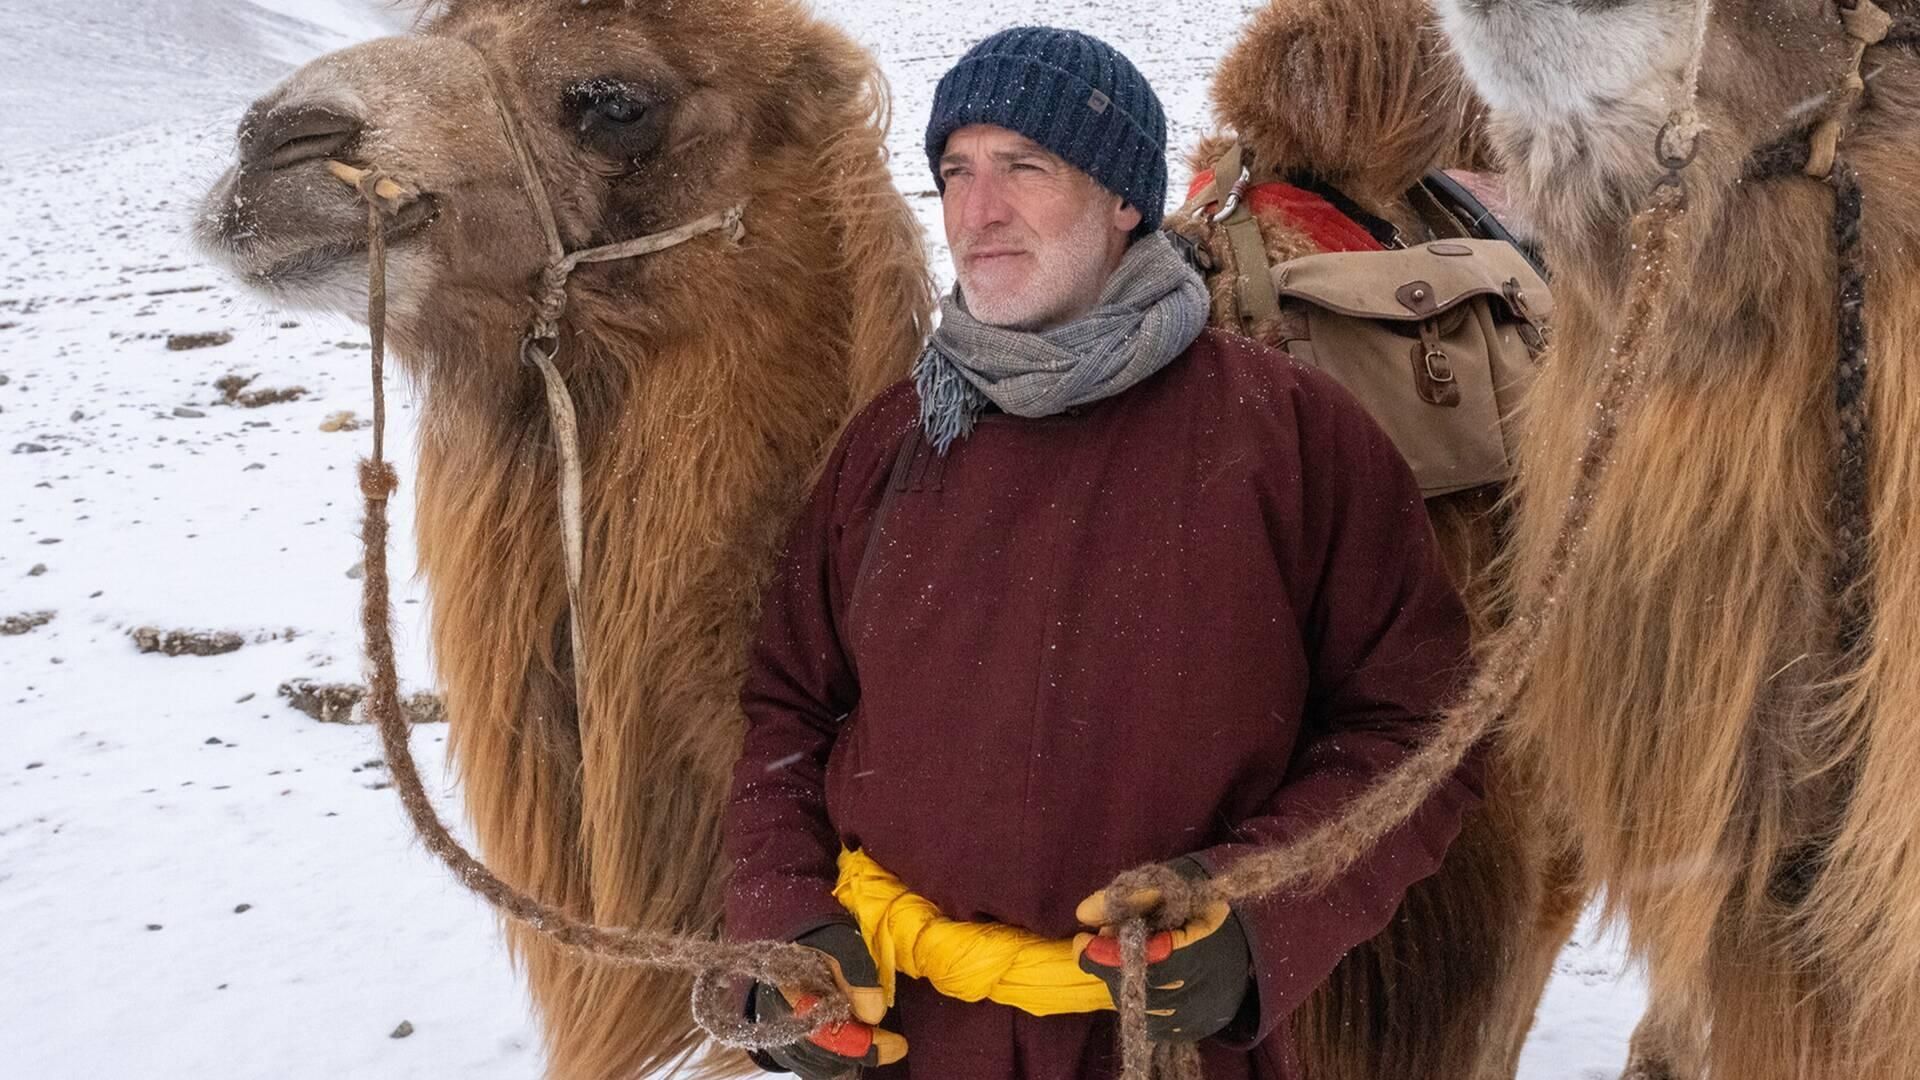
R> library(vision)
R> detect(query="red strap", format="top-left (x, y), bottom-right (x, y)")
top-left (1189, 171), bottom-right (1386, 255)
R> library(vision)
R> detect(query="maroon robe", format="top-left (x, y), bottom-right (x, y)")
top-left (724, 329), bottom-right (1480, 1079)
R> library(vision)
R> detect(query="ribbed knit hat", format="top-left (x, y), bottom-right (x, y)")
top-left (925, 27), bottom-right (1168, 235)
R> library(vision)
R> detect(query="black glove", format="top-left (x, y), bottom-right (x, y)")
top-left (750, 923), bottom-right (906, 1076)
top-left (1073, 857), bottom-right (1254, 1042)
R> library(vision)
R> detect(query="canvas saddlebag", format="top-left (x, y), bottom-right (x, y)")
top-left (1268, 239), bottom-right (1550, 498)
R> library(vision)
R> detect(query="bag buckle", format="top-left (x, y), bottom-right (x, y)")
top-left (1419, 320), bottom-right (1455, 384)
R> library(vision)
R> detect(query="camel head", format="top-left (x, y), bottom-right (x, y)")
top-left (196, 0), bottom-right (922, 419)
top-left (1434, 0), bottom-right (1919, 257)
top-left (1205, 0), bottom-right (1493, 206)
top-left (194, 6), bottom-right (932, 1078)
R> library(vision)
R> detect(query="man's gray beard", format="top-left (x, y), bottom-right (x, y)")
top-left (955, 200), bottom-right (1119, 330)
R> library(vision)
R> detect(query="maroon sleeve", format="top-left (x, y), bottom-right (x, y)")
top-left (1194, 366), bottom-right (1482, 1047)
top-left (721, 394), bottom-right (908, 945)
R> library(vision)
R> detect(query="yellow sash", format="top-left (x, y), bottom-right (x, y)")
top-left (832, 848), bottom-right (1114, 1017)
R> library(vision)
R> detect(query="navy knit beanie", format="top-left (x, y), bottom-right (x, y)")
top-left (925, 27), bottom-right (1168, 235)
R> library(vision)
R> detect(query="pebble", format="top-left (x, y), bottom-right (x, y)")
top-left (389, 1021), bottom-right (414, 1039)
top-left (28, 564), bottom-right (46, 577)
top-left (234, 903), bottom-right (252, 914)
top-left (173, 407), bottom-right (205, 419)
top-left (13, 443), bottom-right (48, 454)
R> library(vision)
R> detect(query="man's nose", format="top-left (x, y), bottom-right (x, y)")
top-left (957, 171), bottom-right (1013, 232)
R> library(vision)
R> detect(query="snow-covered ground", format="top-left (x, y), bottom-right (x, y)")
top-left (0, 3), bottom-right (1644, 1077)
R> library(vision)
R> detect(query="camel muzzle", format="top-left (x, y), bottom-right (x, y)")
top-left (240, 103), bottom-right (363, 174)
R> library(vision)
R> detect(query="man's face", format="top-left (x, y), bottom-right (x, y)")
top-left (939, 124), bottom-right (1143, 330)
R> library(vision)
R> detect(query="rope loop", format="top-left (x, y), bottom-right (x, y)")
top-left (521, 334), bottom-right (560, 368)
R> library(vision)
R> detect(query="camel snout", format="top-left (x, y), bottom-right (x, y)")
top-left (239, 103), bottom-right (364, 175)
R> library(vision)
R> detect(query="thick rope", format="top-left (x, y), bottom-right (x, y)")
top-left (335, 8), bottom-right (1900, 1077)
top-left (1097, 172), bottom-right (1694, 1080)
top-left (1829, 160), bottom-right (1872, 656)
top-left (1102, 0), bottom-right (1714, 1070)
top-left (346, 18), bottom-right (1703, 1077)
top-left (351, 174), bottom-right (847, 1055)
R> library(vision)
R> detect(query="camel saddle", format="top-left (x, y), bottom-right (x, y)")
top-left (1186, 145), bottom-right (1552, 498)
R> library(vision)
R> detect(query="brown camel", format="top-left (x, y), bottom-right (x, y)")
top-left (1163, 2), bottom-right (1584, 1077)
top-left (195, 1), bottom-right (931, 1076)
top-left (1434, 0), bottom-right (1920, 1076)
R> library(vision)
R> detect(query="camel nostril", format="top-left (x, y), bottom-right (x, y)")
top-left (240, 105), bottom-right (363, 172)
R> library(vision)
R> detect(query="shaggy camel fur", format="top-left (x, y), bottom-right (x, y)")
top-left (1162, 3), bottom-right (1585, 1078)
top-left (195, 1), bottom-right (930, 1076)
top-left (1437, 0), bottom-right (1920, 1076)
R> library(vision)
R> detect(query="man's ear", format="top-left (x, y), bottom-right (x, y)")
top-left (1114, 199), bottom-right (1144, 235)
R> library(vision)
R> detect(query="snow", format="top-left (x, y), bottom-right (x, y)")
top-left (0, 2), bottom-right (1644, 1077)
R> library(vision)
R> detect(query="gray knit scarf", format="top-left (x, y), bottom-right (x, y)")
top-left (914, 231), bottom-right (1209, 454)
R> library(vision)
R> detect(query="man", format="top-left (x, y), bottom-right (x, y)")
top-left (723, 26), bottom-right (1480, 1080)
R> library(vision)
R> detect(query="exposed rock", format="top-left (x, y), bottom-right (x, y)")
top-left (172, 407), bottom-right (205, 419)
top-left (1, 611), bottom-right (55, 636)
top-left (27, 564), bottom-right (46, 577)
top-left (166, 331), bottom-right (232, 351)
top-left (13, 443), bottom-right (48, 454)
top-left (214, 374), bottom-right (305, 408)
top-left (278, 679), bottom-right (446, 725)
top-left (389, 1021), bottom-right (414, 1039)
top-left (402, 692), bottom-right (446, 724)
top-left (278, 679), bottom-right (364, 724)
top-left (131, 627), bottom-right (244, 657)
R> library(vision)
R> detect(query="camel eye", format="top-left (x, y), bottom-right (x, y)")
top-left (598, 97), bottom-right (641, 124)
top-left (564, 78), bottom-right (650, 131)
top-left (562, 76), bottom-right (668, 167)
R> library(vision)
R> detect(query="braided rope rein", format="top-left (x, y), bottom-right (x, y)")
top-left (326, 3), bottom-right (1914, 1074)
top-left (1101, 0), bottom-right (1719, 1073)
top-left (1099, 2), bottom-right (1898, 1076)
top-left (341, 25), bottom-right (1704, 1080)
top-left (347, 169), bottom-right (840, 1056)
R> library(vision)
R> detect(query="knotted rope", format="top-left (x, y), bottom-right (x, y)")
top-left (329, 4), bottom-right (1897, 1076)
top-left (1812, 0), bottom-right (1893, 656)
top-left (338, 17), bottom-right (1702, 1077)
top-left (347, 164), bottom-right (843, 1056)
top-left (1094, 5), bottom-right (1897, 1077)
top-left (1097, 1), bottom-right (1715, 1074)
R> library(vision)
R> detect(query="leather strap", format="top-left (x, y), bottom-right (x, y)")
top-left (1209, 145), bottom-right (1283, 333)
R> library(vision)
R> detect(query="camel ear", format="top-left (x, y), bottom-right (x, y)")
top-left (1210, 0), bottom-right (1491, 204)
